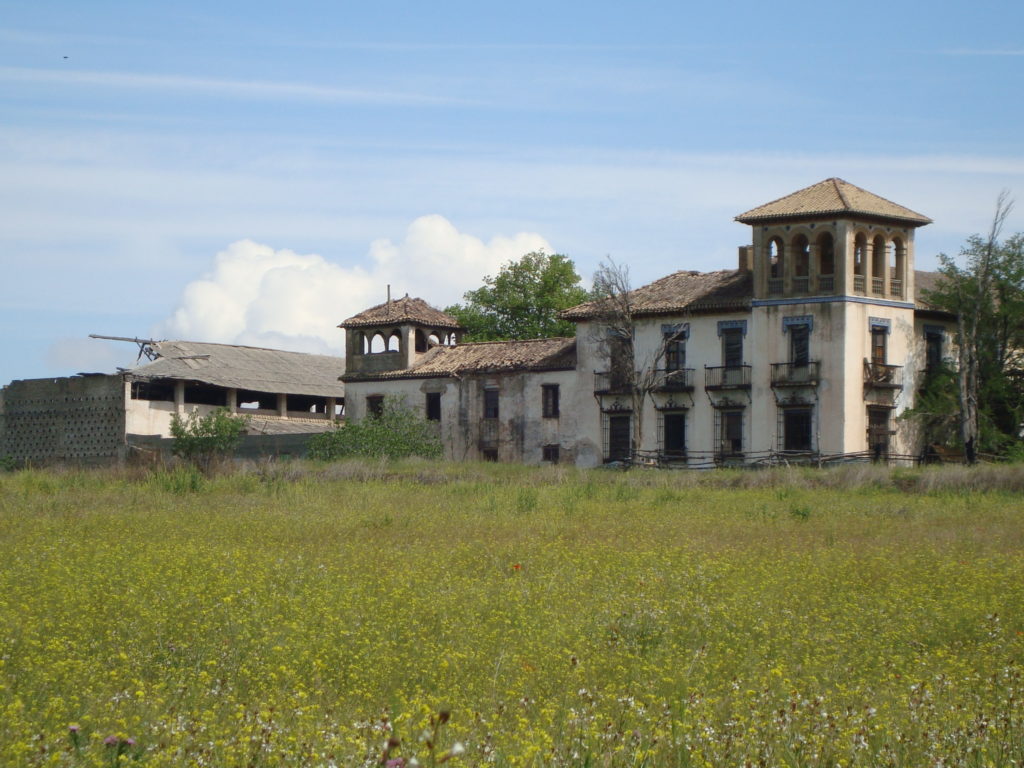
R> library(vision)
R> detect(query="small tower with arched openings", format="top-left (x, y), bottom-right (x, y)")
top-left (340, 294), bottom-right (463, 375)
top-left (735, 178), bottom-right (931, 303)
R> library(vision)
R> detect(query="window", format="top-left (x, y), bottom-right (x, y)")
top-left (604, 413), bottom-right (632, 462)
top-left (542, 444), bottom-right (560, 463)
top-left (925, 328), bottom-right (943, 372)
top-left (867, 407), bottom-right (892, 459)
top-left (718, 409), bottom-right (743, 456)
top-left (542, 384), bottom-right (560, 418)
top-left (871, 325), bottom-right (888, 366)
top-left (789, 324), bottom-right (810, 366)
top-left (483, 388), bottom-right (499, 419)
top-left (425, 392), bottom-right (441, 421)
top-left (665, 335), bottom-right (686, 371)
top-left (660, 411), bottom-right (687, 458)
top-left (782, 407), bottom-right (813, 452)
top-left (722, 328), bottom-right (743, 368)
top-left (366, 395), bottom-right (384, 418)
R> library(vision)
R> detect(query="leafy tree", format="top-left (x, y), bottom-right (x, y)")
top-left (445, 251), bottom-right (592, 341)
top-left (925, 191), bottom-right (1024, 460)
top-left (170, 407), bottom-right (249, 473)
top-left (308, 395), bottom-right (442, 461)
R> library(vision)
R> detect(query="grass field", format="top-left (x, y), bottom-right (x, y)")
top-left (1, 462), bottom-right (1023, 767)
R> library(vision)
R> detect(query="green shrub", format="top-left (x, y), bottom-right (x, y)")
top-left (309, 395), bottom-right (442, 461)
top-left (169, 408), bottom-right (249, 473)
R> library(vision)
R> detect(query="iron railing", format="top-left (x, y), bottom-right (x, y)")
top-left (705, 365), bottom-right (752, 389)
top-left (854, 274), bottom-right (866, 292)
top-left (818, 275), bottom-right (834, 293)
top-left (890, 279), bottom-right (903, 298)
top-left (863, 362), bottom-right (904, 389)
top-left (792, 276), bottom-right (810, 293)
top-left (770, 361), bottom-right (821, 386)
top-left (872, 277), bottom-right (885, 295)
top-left (653, 368), bottom-right (695, 392)
top-left (593, 370), bottom-right (634, 394)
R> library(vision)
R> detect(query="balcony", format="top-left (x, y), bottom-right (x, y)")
top-left (653, 368), bottom-right (695, 392)
top-left (792, 276), bottom-right (809, 293)
top-left (594, 370), bottom-right (634, 395)
top-left (890, 279), bottom-right (903, 298)
top-left (872, 277), bottom-right (885, 296)
top-left (705, 365), bottom-right (752, 390)
top-left (768, 278), bottom-right (784, 295)
top-left (818, 275), bottom-right (834, 293)
top-left (770, 361), bottom-right (821, 387)
top-left (863, 362), bottom-right (904, 390)
top-left (854, 274), bottom-right (866, 292)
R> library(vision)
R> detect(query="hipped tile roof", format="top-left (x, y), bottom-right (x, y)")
top-left (343, 337), bottom-right (576, 381)
top-left (560, 269), bottom-right (753, 320)
top-left (126, 341), bottom-right (346, 398)
top-left (736, 178), bottom-right (931, 226)
top-left (340, 296), bottom-right (462, 330)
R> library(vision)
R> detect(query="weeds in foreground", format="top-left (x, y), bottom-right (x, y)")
top-left (0, 463), bottom-right (1022, 765)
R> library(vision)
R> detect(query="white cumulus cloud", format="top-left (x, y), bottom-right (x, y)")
top-left (154, 215), bottom-right (552, 355)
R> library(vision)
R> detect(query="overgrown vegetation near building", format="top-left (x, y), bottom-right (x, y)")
top-left (1, 462), bottom-right (1023, 766)
top-left (308, 394), bottom-right (442, 460)
top-left (169, 407), bottom-right (249, 473)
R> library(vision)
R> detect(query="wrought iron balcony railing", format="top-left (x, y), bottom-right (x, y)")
top-left (705, 365), bottom-right (752, 390)
top-left (593, 370), bottom-right (635, 394)
top-left (770, 361), bottom-right (821, 386)
top-left (653, 368), bottom-right (695, 392)
top-left (863, 362), bottom-right (904, 389)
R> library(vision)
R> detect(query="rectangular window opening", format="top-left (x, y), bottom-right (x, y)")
top-left (483, 388), bottom-right (499, 419)
top-left (542, 384), bottom-right (560, 418)
top-left (425, 392), bottom-right (441, 421)
top-left (366, 395), bottom-right (384, 418)
top-left (542, 444), bottom-right (560, 463)
top-left (782, 408), bottom-right (813, 452)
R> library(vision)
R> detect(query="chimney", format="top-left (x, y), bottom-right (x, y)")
top-left (737, 245), bottom-right (754, 272)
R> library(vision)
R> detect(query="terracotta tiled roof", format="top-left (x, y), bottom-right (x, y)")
top-left (344, 337), bottom-right (576, 380)
top-left (340, 296), bottom-right (462, 329)
top-left (914, 270), bottom-right (952, 313)
top-left (126, 341), bottom-right (345, 398)
top-left (735, 178), bottom-right (932, 226)
top-left (561, 269), bottom-right (752, 321)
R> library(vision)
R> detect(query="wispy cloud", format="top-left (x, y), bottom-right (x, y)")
top-left (941, 48), bottom-right (1024, 56)
top-left (0, 66), bottom-right (468, 106)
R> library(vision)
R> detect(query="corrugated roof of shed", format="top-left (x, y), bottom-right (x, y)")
top-left (126, 341), bottom-right (346, 397)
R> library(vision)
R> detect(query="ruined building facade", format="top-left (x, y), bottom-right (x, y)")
top-left (341, 179), bottom-right (956, 467)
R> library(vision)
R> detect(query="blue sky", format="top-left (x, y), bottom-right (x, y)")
top-left (2, 0), bottom-right (1023, 384)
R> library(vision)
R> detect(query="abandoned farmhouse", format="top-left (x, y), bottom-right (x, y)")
top-left (0, 178), bottom-right (956, 467)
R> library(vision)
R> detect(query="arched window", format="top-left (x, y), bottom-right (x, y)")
top-left (428, 333), bottom-right (440, 346)
top-left (415, 329), bottom-right (427, 353)
top-left (387, 331), bottom-right (401, 352)
top-left (872, 235), bottom-right (887, 295)
top-left (854, 233), bottom-right (867, 275)
top-left (370, 332), bottom-right (386, 353)
top-left (768, 237), bottom-right (784, 278)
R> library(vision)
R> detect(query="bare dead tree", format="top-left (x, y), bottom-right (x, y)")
top-left (590, 258), bottom-right (688, 460)
top-left (952, 189), bottom-right (1014, 463)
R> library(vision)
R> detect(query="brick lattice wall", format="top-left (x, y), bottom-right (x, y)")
top-left (0, 375), bottom-right (125, 464)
